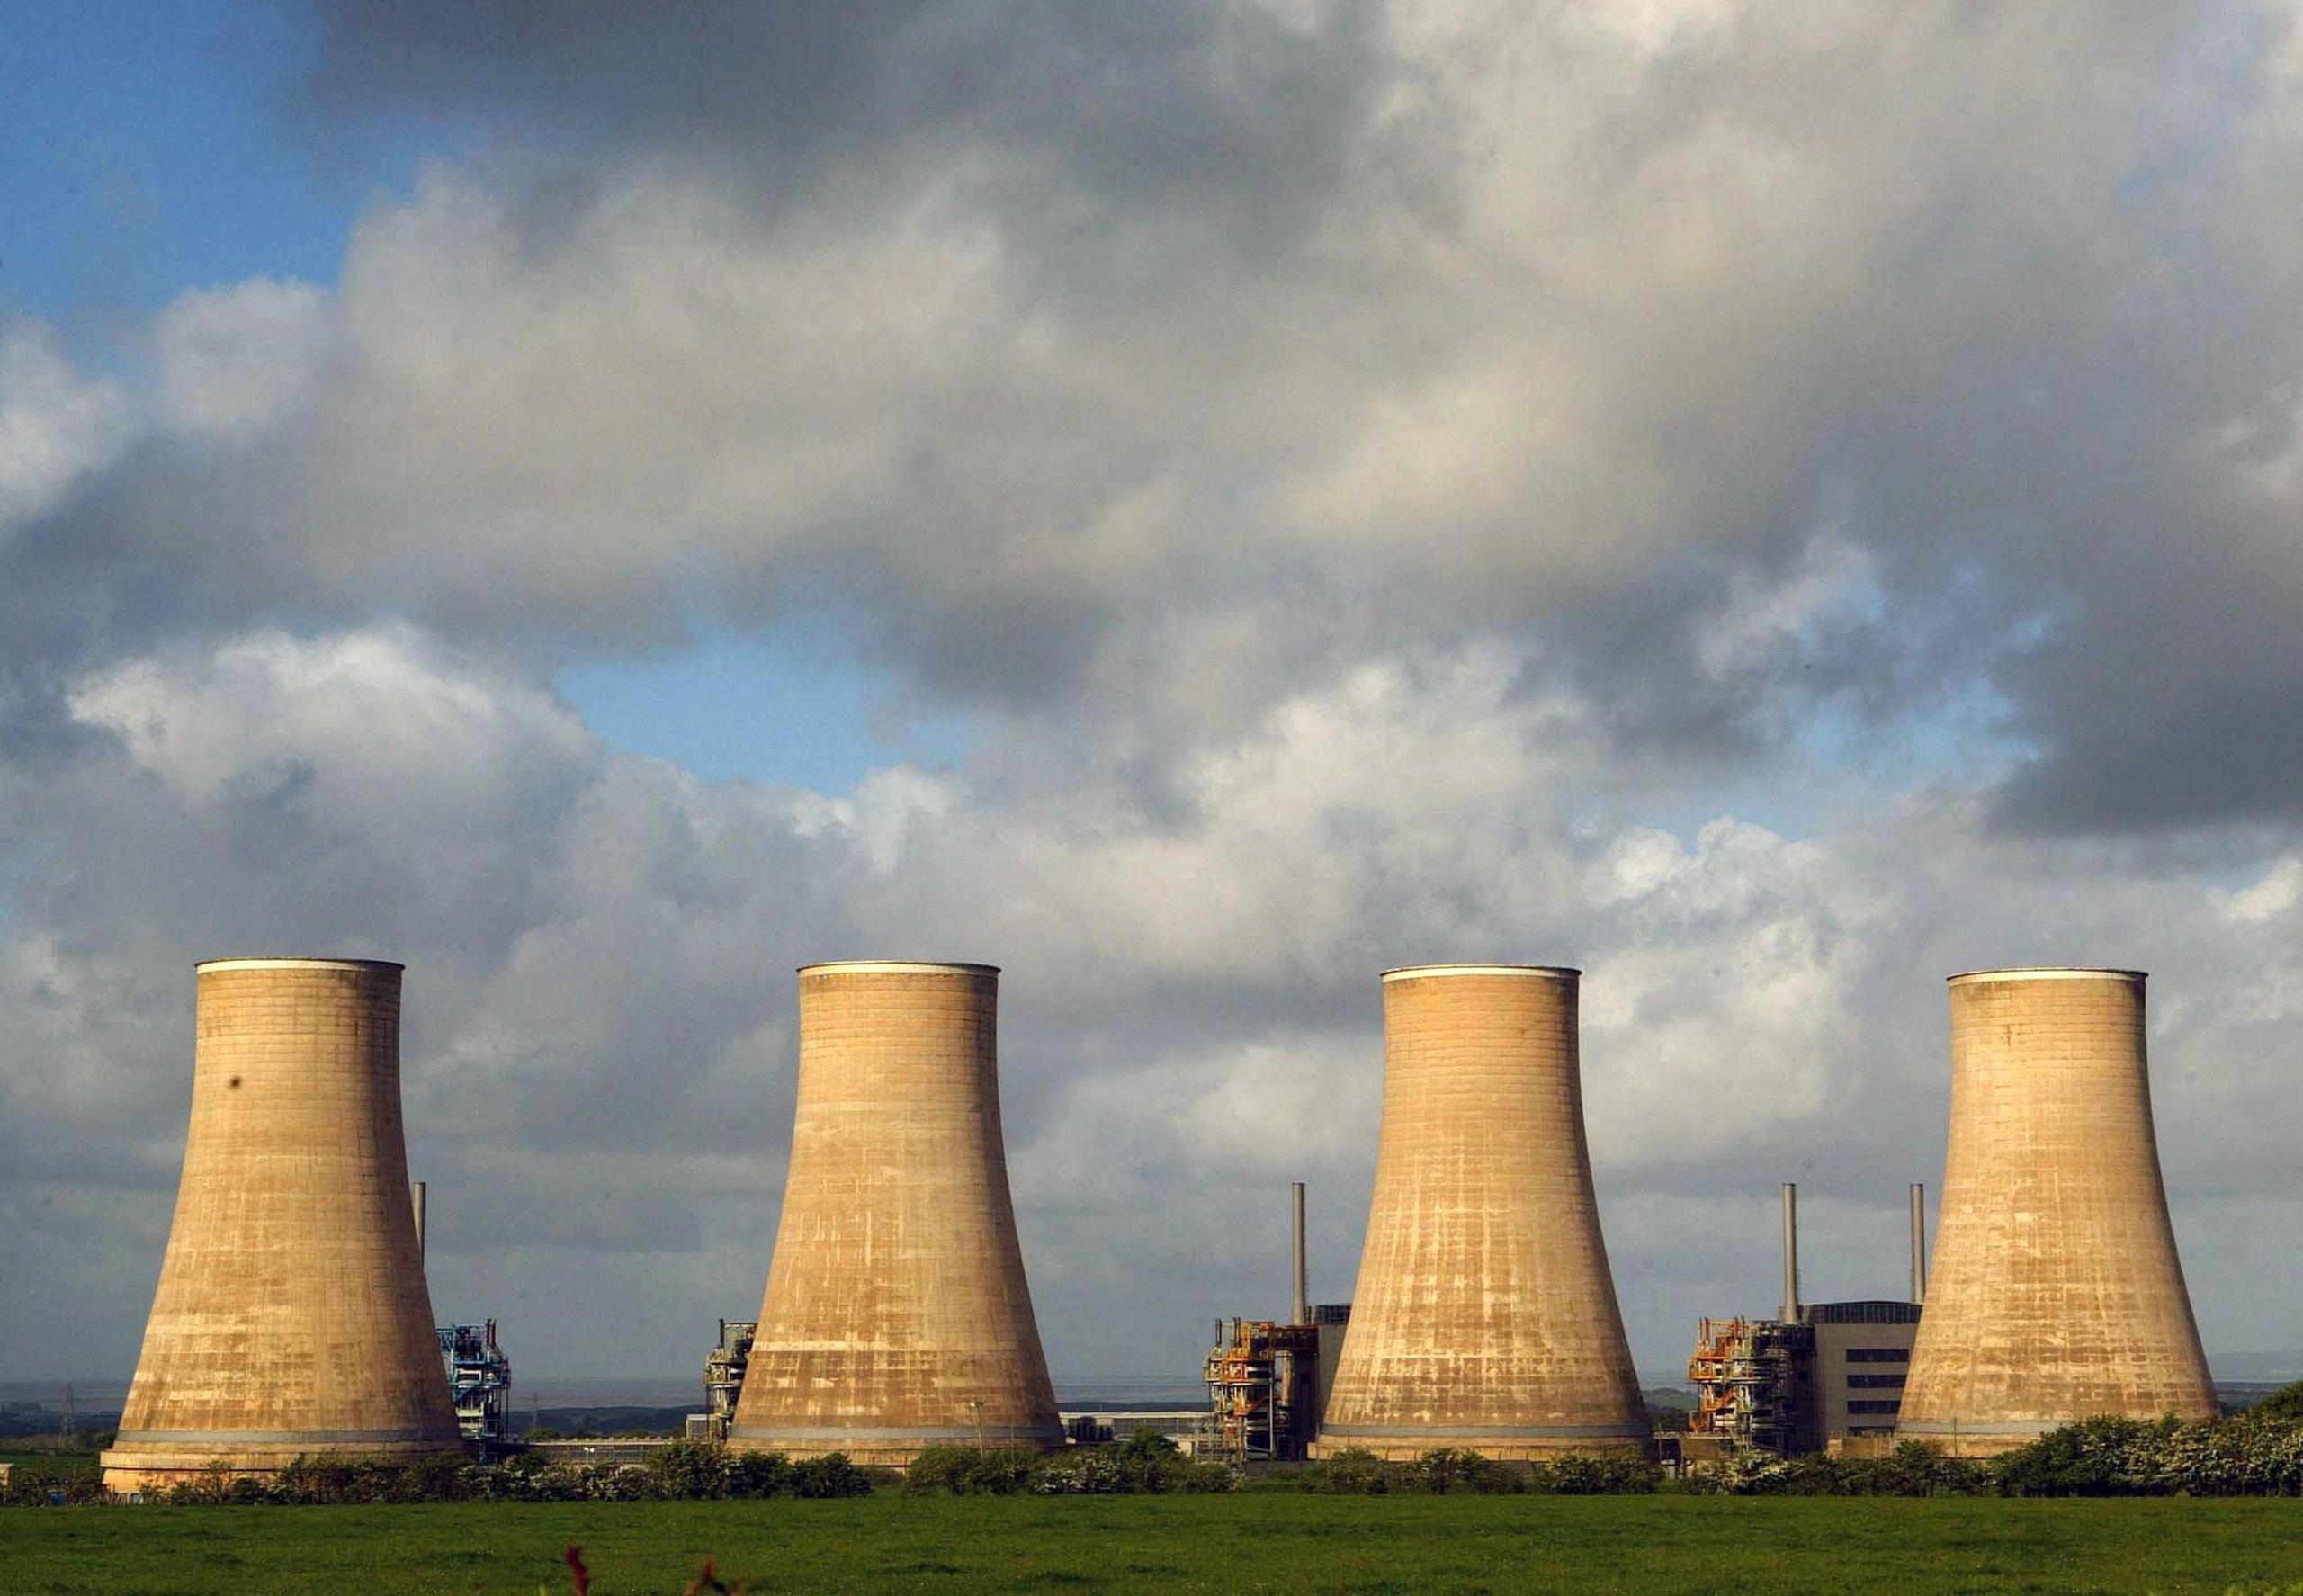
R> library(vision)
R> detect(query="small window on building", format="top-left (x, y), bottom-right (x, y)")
top-left (1846, 1400), bottom-right (1902, 1415)
top-left (1847, 1374), bottom-right (1907, 1390)
top-left (1845, 1348), bottom-right (1911, 1363)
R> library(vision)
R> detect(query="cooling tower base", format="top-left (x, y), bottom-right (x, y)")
top-left (1892, 1419), bottom-right (2113, 1459)
top-left (1309, 1425), bottom-right (1651, 1461)
top-left (101, 1435), bottom-right (468, 1493)
top-left (726, 1422), bottom-right (1064, 1467)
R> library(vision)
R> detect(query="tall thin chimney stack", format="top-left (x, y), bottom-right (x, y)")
top-left (1908, 1181), bottom-right (1926, 1304)
top-left (1290, 1181), bottom-right (1309, 1325)
top-left (1781, 1182), bottom-right (1800, 1324)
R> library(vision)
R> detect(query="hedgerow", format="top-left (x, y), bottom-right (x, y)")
top-left (1692, 1402), bottom-right (2303, 1497)
top-left (906, 1431), bottom-right (1238, 1495)
top-left (18, 1383), bottom-right (2303, 1507)
top-left (1300, 1447), bottom-right (1661, 1495)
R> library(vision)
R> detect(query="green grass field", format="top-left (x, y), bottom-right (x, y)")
top-left (4, 1495), bottom-right (2303, 1595)
top-left (3, 1451), bottom-right (100, 1477)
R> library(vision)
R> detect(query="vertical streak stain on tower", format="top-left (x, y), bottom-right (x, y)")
top-left (728, 962), bottom-right (1062, 1465)
top-left (1312, 965), bottom-right (1647, 1458)
top-left (1897, 968), bottom-right (2217, 1457)
top-left (102, 959), bottom-right (461, 1492)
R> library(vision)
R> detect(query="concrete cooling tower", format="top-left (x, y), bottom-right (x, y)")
top-left (102, 959), bottom-right (461, 1492)
top-left (1897, 968), bottom-right (2218, 1457)
top-left (1313, 965), bottom-right (1648, 1459)
top-left (728, 962), bottom-right (1062, 1465)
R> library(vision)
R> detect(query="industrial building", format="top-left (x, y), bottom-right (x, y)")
top-left (1313, 966), bottom-right (1648, 1459)
top-left (1897, 969), bottom-right (2218, 1456)
top-left (727, 962), bottom-right (1063, 1465)
top-left (1199, 1184), bottom-right (1354, 1461)
top-left (438, 1323), bottom-right (513, 1452)
top-left (102, 959), bottom-right (464, 1492)
top-left (1205, 1318), bottom-right (1315, 1460)
top-left (1682, 1183), bottom-right (1929, 1457)
top-left (687, 1319), bottom-right (756, 1441)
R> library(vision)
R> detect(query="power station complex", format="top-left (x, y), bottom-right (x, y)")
top-left (102, 956), bottom-right (2227, 1490)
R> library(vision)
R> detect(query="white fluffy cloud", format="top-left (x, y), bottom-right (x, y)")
top-left (9, 623), bottom-right (2300, 1382)
top-left (156, 278), bottom-right (336, 442)
top-left (0, 323), bottom-right (130, 533)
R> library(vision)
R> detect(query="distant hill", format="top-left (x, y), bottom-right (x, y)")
top-left (516, 1405), bottom-right (692, 1438)
top-left (2210, 1351), bottom-right (2303, 1384)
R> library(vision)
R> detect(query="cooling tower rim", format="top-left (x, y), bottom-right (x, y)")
top-left (1947, 966), bottom-right (2146, 986)
top-left (195, 956), bottom-right (404, 974)
top-left (797, 959), bottom-right (999, 977)
top-left (1381, 963), bottom-right (1580, 982)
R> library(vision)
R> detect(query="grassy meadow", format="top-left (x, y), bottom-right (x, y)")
top-left (4, 1493), bottom-right (2303, 1595)
top-left (2, 1450), bottom-right (100, 1476)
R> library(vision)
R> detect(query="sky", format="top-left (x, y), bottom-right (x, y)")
top-left (4, 1), bottom-right (2301, 1391)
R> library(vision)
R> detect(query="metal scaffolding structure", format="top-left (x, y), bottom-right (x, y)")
top-left (437, 1322), bottom-right (513, 1451)
top-left (700, 1318), bottom-right (756, 1441)
top-left (1202, 1318), bottom-right (1320, 1462)
top-left (1686, 1315), bottom-right (1808, 1454)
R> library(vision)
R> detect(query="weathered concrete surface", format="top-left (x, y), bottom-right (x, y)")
top-left (1897, 969), bottom-right (2218, 1457)
top-left (1312, 966), bottom-right (1647, 1459)
top-left (102, 960), bottom-right (461, 1492)
top-left (728, 963), bottom-right (1061, 1466)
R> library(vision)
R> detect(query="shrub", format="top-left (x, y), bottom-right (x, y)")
top-left (1403, 1448), bottom-right (1522, 1495)
top-left (274, 1457), bottom-right (352, 1503)
top-left (1027, 1450), bottom-right (1134, 1495)
top-left (903, 1446), bottom-right (1040, 1496)
top-left (2252, 1381), bottom-right (2303, 1424)
top-left (1870, 1442), bottom-right (1990, 1498)
top-left (648, 1440), bottom-right (729, 1500)
top-left (1176, 1458), bottom-right (1241, 1493)
top-left (723, 1450), bottom-right (794, 1499)
top-left (1, 1464), bottom-right (105, 1507)
top-left (897, 1439), bottom-right (1237, 1496)
top-left (1089, 1430), bottom-right (1226, 1494)
top-left (1536, 1452), bottom-right (1662, 1495)
top-left (789, 1453), bottom-right (874, 1498)
top-left (1983, 1412), bottom-right (2303, 1499)
top-left (1691, 1438), bottom-right (2053, 1498)
top-left (1992, 1416), bottom-right (2171, 1497)
top-left (401, 1452), bottom-right (478, 1502)
top-left (161, 1462), bottom-right (238, 1506)
top-left (582, 1465), bottom-right (656, 1502)
top-left (1301, 1448), bottom-right (1393, 1494)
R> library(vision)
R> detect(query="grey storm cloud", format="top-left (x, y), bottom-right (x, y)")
top-left (0, 1), bottom-right (2276, 828)
top-left (293, 0), bottom-right (1406, 265)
